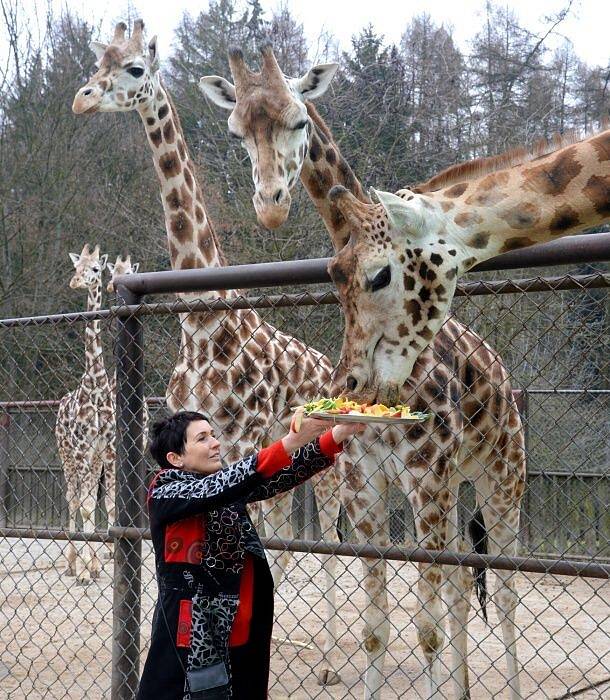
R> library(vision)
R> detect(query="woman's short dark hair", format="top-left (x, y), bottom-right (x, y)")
top-left (149, 411), bottom-right (209, 469)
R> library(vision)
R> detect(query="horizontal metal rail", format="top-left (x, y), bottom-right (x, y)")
top-left (113, 232), bottom-right (610, 296)
top-left (1, 527), bottom-right (608, 578)
top-left (0, 272), bottom-right (607, 329)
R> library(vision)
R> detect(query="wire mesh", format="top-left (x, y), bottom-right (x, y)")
top-left (0, 270), bottom-right (608, 699)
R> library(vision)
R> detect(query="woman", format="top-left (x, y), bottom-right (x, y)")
top-left (137, 410), bottom-right (364, 700)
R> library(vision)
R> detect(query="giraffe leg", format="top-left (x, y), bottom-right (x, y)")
top-left (443, 487), bottom-right (473, 700)
top-left (311, 469), bottom-right (342, 686)
top-left (64, 478), bottom-right (79, 577)
top-left (77, 482), bottom-right (100, 584)
top-left (477, 487), bottom-right (522, 700)
top-left (343, 462), bottom-right (390, 700)
top-left (410, 484), bottom-right (450, 700)
top-left (101, 443), bottom-right (116, 560)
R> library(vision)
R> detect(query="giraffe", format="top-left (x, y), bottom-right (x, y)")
top-left (106, 254), bottom-right (140, 293)
top-left (72, 21), bottom-right (346, 683)
top-left (326, 127), bottom-right (610, 401)
top-left (200, 46), bottom-right (526, 699)
top-left (55, 244), bottom-right (115, 584)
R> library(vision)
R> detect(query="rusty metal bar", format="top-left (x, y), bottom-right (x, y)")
top-left (112, 233), bottom-right (610, 297)
top-left (111, 284), bottom-right (145, 700)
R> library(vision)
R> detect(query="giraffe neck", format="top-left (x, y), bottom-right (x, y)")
top-left (138, 77), bottom-right (231, 296)
top-left (302, 102), bottom-right (369, 252)
top-left (423, 133), bottom-right (610, 267)
top-left (83, 279), bottom-right (106, 378)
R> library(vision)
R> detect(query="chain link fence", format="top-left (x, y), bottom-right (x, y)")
top-left (0, 241), bottom-right (609, 699)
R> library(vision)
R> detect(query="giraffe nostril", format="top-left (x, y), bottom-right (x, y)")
top-left (273, 189), bottom-right (285, 205)
top-left (346, 375), bottom-right (358, 392)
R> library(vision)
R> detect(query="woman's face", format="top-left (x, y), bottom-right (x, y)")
top-left (169, 419), bottom-right (222, 475)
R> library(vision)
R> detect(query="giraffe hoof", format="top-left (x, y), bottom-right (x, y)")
top-left (76, 576), bottom-right (92, 586)
top-left (317, 669), bottom-right (341, 686)
top-left (65, 566), bottom-right (76, 577)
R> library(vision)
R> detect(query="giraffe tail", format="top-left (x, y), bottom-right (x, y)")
top-left (468, 507), bottom-right (488, 622)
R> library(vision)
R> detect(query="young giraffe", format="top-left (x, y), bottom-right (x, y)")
top-left (72, 21), bottom-right (346, 683)
top-left (55, 244), bottom-right (115, 584)
top-left (201, 47), bottom-right (526, 700)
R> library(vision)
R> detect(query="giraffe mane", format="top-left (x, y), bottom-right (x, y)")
top-left (415, 123), bottom-right (608, 193)
top-left (305, 101), bottom-right (334, 144)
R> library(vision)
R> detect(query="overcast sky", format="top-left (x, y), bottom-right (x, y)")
top-left (4, 0), bottom-right (610, 68)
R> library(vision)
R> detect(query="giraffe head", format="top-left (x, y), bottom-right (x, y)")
top-left (68, 244), bottom-right (108, 290)
top-left (72, 19), bottom-right (159, 115)
top-left (199, 44), bottom-right (338, 229)
top-left (106, 255), bottom-right (140, 293)
top-left (327, 186), bottom-right (466, 406)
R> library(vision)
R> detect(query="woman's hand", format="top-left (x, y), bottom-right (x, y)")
top-left (282, 415), bottom-right (366, 454)
top-left (331, 422), bottom-right (366, 444)
top-left (282, 415), bottom-right (329, 453)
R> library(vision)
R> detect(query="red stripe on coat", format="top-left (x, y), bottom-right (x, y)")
top-left (229, 554), bottom-right (255, 647)
top-left (176, 599), bottom-right (192, 648)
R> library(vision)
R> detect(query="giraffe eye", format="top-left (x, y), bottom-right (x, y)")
top-left (229, 131), bottom-right (243, 140)
top-left (291, 120), bottom-right (308, 130)
top-left (92, 266), bottom-right (99, 273)
top-left (369, 265), bottom-right (391, 292)
top-left (127, 66), bottom-right (144, 78)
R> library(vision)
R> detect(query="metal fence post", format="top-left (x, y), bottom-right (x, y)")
top-left (111, 287), bottom-right (146, 700)
top-left (0, 411), bottom-right (9, 528)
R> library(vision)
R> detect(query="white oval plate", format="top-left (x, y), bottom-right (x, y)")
top-left (305, 412), bottom-right (430, 424)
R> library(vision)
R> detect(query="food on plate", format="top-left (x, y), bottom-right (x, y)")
top-left (292, 396), bottom-right (430, 424)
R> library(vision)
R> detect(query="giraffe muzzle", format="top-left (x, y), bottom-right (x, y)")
top-left (254, 188), bottom-right (291, 229)
top-left (72, 85), bottom-right (103, 115)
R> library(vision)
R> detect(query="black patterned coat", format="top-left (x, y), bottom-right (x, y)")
top-left (136, 433), bottom-right (342, 700)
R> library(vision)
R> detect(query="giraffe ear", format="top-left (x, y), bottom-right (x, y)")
top-left (131, 263), bottom-right (140, 273)
top-left (69, 253), bottom-right (80, 265)
top-left (371, 188), bottom-right (422, 233)
top-left (99, 254), bottom-right (108, 269)
top-left (199, 76), bottom-right (236, 110)
top-left (148, 36), bottom-right (159, 71)
top-left (90, 42), bottom-right (107, 65)
top-left (295, 64), bottom-right (338, 100)
top-left (106, 262), bottom-right (115, 274)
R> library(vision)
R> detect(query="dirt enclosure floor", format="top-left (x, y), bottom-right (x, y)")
top-left (0, 537), bottom-right (608, 699)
